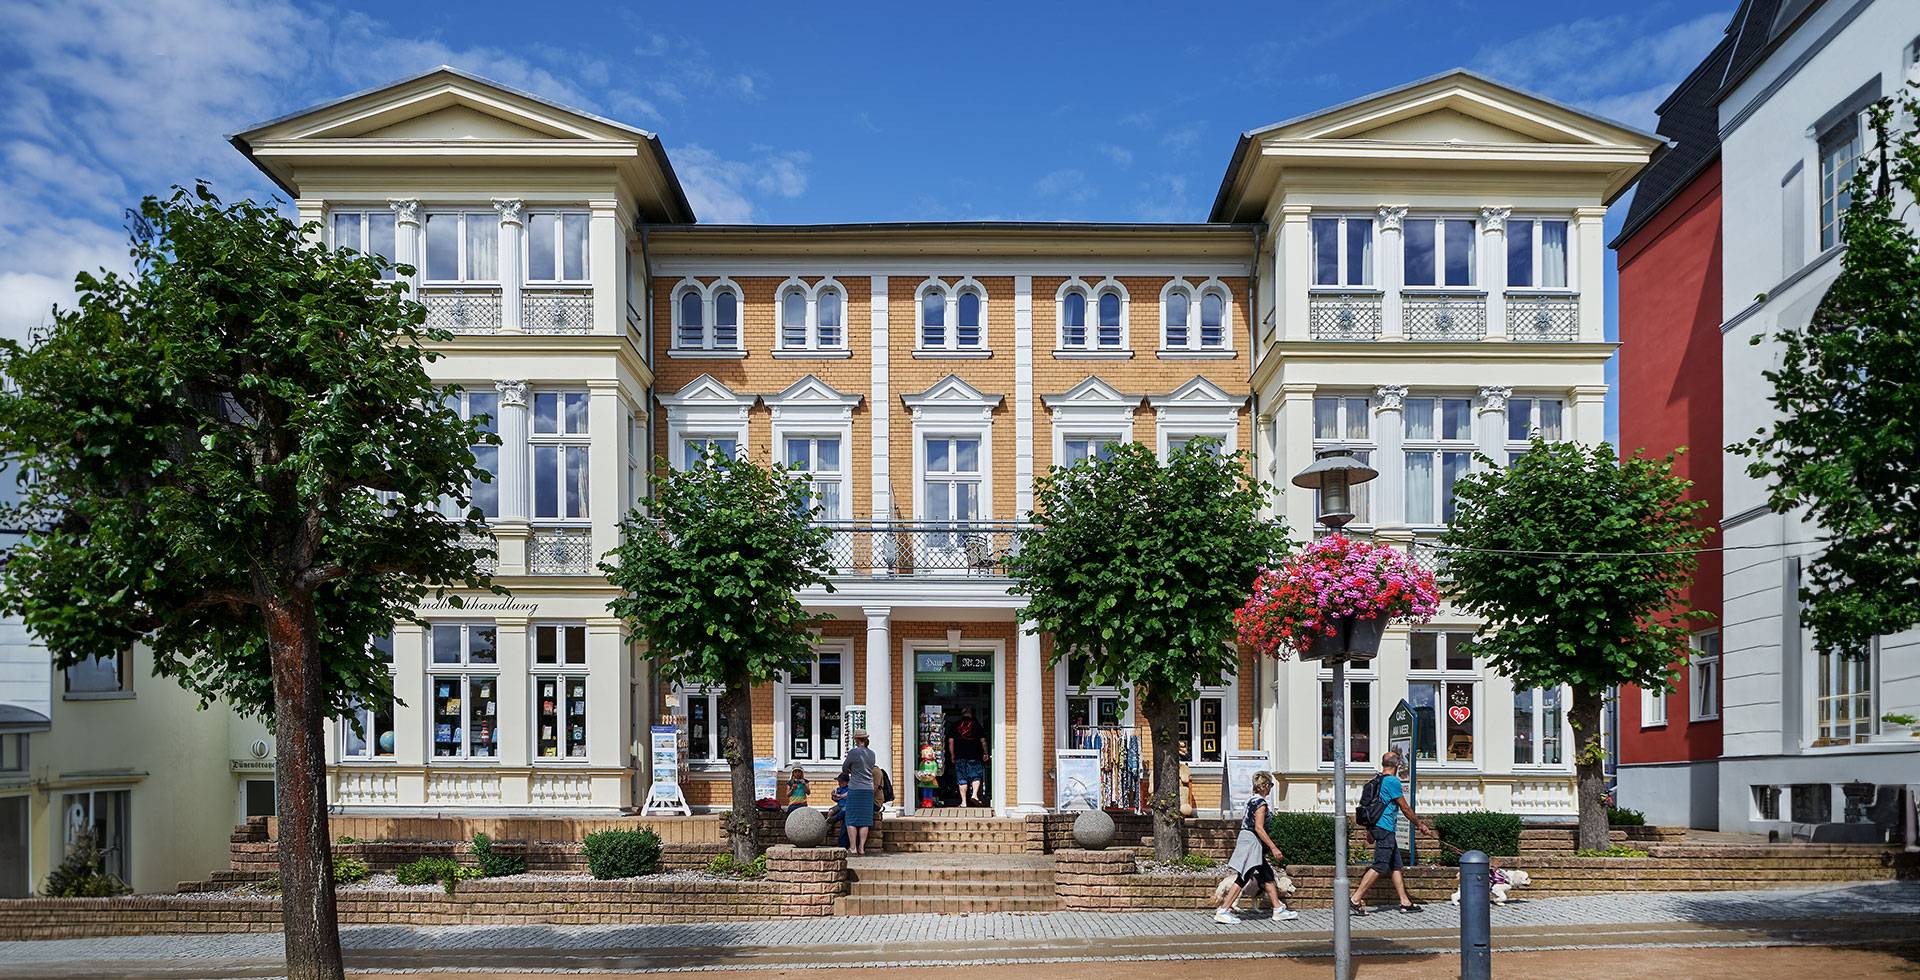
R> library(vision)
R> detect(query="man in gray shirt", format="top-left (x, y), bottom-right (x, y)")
top-left (839, 730), bottom-right (877, 854)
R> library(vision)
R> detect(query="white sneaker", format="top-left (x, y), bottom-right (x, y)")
top-left (1273, 909), bottom-right (1300, 921)
top-left (1214, 909), bottom-right (1238, 924)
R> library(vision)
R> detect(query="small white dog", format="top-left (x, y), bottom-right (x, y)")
top-left (1214, 868), bottom-right (1297, 908)
top-left (1450, 867), bottom-right (1531, 906)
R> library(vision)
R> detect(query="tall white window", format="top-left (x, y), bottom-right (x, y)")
top-left (784, 648), bottom-right (846, 763)
top-left (1181, 682), bottom-right (1228, 765)
top-left (1504, 396), bottom-right (1565, 463)
top-left (1689, 630), bottom-right (1720, 722)
top-left (1505, 218), bottom-right (1569, 289)
top-left (423, 211), bottom-right (499, 283)
top-left (1818, 115), bottom-right (1860, 251)
top-left (532, 623), bottom-right (588, 760)
top-left (444, 389), bottom-right (500, 519)
top-left (1057, 280), bottom-right (1126, 351)
top-left (1162, 285), bottom-right (1191, 349)
top-left (679, 684), bottom-right (731, 764)
top-left (525, 211), bottom-right (589, 282)
top-left (785, 436), bottom-right (844, 520)
top-left (1409, 630), bottom-right (1478, 766)
top-left (1513, 685), bottom-right (1566, 766)
top-left (531, 391), bottom-right (589, 521)
top-left (1063, 656), bottom-right (1130, 736)
top-left (330, 211), bottom-right (397, 279)
top-left (1815, 641), bottom-right (1873, 746)
top-left (430, 622), bottom-right (499, 759)
top-left (1198, 287), bottom-right (1228, 349)
top-left (1312, 215), bottom-right (1375, 287)
top-left (1061, 286), bottom-right (1087, 348)
top-left (921, 284), bottom-right (948, 349)
top-left (676, 288), bottom-right (705, 349)
top-left (1321, 671), bottom-right (1375, 765)
top-left (1404, 216), bottom-right (1476, 288)
top-left (920, 279), bottom-right (986, 351)
top-left (925, 436), bottom-right (981, 529)
top-left (777, 281), bottom-right (847, 352)
top-left (1640, 684), bottom-right (1668, 728)
top-left (781, 287), bottom-right (808, 349)
top-left (816, 283), bottom-right (843, 349)
top-left (1096, 289), bottom-right (1124, 349)
top-left (955, 285), bottom-right (984, 349)
top-left (342, 634), bottom-right (396, 761)
top-left (1313, 395), bottom-right (1373, 524)
top-left (1403, 396), bottom-right (1473, 525)
top-left (673, 281), bottom-right (741, 351)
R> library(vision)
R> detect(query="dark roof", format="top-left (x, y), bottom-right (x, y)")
top-left (1609, 34), bottom-right (1737, 247)
top-left (1715, 0), bottom-right (1819, 102)
top-left (0, 703), bottom-right (50, 733)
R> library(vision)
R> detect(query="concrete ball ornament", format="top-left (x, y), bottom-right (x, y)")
top-left (1073, 807), bottom-right (1116, 850)
top-left (784, 805), bottom-right (829, 848)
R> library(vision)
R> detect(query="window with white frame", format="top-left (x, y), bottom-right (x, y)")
top-left (1096, 290), bottom-right (1124, 349)
top-left (1504, 396), bottom-right (1565, 464)
top-left (783, 647), bottom-right (846, 763)
top-left (1165, 433), bottom-right (1225, 457)
top-left (1640, 684), bottom-right (1668, 728)
top-left (682, 435), bottom-right (740, 469)
top-left (1403, 216), bottom-right (1476, 288)
top-left (1321, 671), bottom-right (1375, 765)
top-left (1513, 685), bottom-right (1566, 766)
top-left (341, 634), bottom-right (396, 760)
top-left (776, 279), bottom-right (848, 352)
top-left (64, 652), bottom-right (127, 697)
top-left (430, 622), bottom-right (499, 759)
top-left (1162, 282), bottom-right (1192, 349)
top-left (780, 285), bottom-right (809, 350)
top-left (443, 388), bottom-right (500, 520)
top-left (330, 210), bottom-right (397, 279)
top-left (1180, 682), bottom-right (1228, 765)
top-left (1060, 433), bottom-right (1122, 466)
top-left (532, 623), bottom-right (588, 760)
top-left (785, 436), bottom-right (845, 520)
top-left (1409, 630), bottom-right (1478, 765)
top-left (1063, 656), bottom-right (1130, 736)
top-left (1403, 396), bottom-right (1474, 525)
top-left (62, 789), bottom-right (129, 884)
top-left (1313, 395), bottom-right (1373, 525)
top-left (525, 211), bottom-right (589, 283)
top-left (920, 284), bottom-right (949, 349)
top-left (1505, 218), bottom-right (1569, 290)
top-left (919, 279), bottom-right (986, 351)
top-left (1060, 283), bottom-right (1089, 348)
top-left (679, 683), bottom-right (731, 764)
top-left (673, 280), bottom-right (742, 351)
top-left (955, 284), bottom-right (984, 348)
top-left (1198, 286), bottom-right (1228, 350)
top-left (1312, 215), bottom-right (1375, 287)
top-left (0, 733), bottom-right (25, 775)
top-left (1689, 630), bottom-right (1720, 722)
top-left (816, 281), bottom-right (844, 349)
top-left (1818, 114), bottom-right (1861, 251)
top-left (924, 436), bottom-right (981, 528)
top-left (423, 210), bottom-right (499, 283)
top-left (627, 412), bottom-right (644, 510)
top-left (531, 391), bottom-right (589, 521)
top-left (1815, 640), bottom-right (1873, 746)
top-left (676, 286), bottom-right (705, 349)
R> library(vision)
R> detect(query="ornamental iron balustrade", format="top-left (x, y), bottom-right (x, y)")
top-left (814, 521), bottom-right (1028, 578)
top-left (1402, 292), bottom-right (1487, 341)
top-left (459, 532), bottom-right (499, 576)
top-left (524, 290), bottom-right (594, 334)
top-left (529, 527), bottom-right (595, 574)
top-left (1410, 536), bottom-right (1453, 584)
top-left (1505, 293), bottom-right (1579, 342)
top-left (1308, 292), bottom-right (1383, 341)
top-left (421, 288), bottom-right (502, 334)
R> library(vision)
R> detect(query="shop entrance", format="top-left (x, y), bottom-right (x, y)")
top-left (910, 650), bottom-right (995, 810)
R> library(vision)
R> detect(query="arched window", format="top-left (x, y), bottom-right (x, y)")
top-left (1061, 290), bottom-right (1087, 348)
top-left (677, 288), bottom-right (704, 349)
top-left (955, 289), bottom-right (982, 348)
top-left (1199, 289), bottom-right (1226, 349)
top-left (713, 287), bottom-right (740, 349)
top-left (1096, 291), bottom-right (1123, 348)
top-left (781, 288), bottom-right (808, 350)
top-left (1164, 287), bottom-right (1190, 348)
top-left (921, 286), bottom-right (947, 348)
top-left (816, 285), bottom-right (843, 349)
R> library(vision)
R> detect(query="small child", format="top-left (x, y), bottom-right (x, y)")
top-left (786, 766), bottom-right (811, 813)
top-left (830, 773), bottom-right (851, 848)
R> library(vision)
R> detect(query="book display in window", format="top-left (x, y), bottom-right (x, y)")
top-left (432, 677), bottom-right (462, 757)
top-left (566, 678), bottom-right (586, 757)
top-left (538, 679), bottom-right (560, 757)
top-left (469, 677), bottom-right (497, 757)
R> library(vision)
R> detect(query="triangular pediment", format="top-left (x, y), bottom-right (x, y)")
top-left (767, 375), bottom-right (863, 407)
top-left (900, 374), bottom-right (1003, 410)
top-left (660, 374), bottom-right (754, 407)
top-left (235, 66), bottom-right (652, 145)
top-left (1252, 70), bottom-right (1657, 149)
top-left (354, 103), bottom-right (568, 141)
top-left (1154, 376), bottom-right (1239, 406)
top-left (1041, 376), bottom-right (1143, 412)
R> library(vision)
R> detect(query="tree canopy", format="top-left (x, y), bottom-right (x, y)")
top-left (1736, 89), bottom-right (1920, 657)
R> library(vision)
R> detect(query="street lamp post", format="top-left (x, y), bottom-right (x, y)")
top-left (1291, 449), bottom-right (1378, 980)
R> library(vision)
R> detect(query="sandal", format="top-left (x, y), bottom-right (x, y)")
top-left (1349, 900), bottom-right (1369, 917)
top-left (1398, 904), bottom-right (1423, 914)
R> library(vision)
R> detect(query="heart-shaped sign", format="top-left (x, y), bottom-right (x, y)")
top-left (1448, 705), bottom-right (1471, 725)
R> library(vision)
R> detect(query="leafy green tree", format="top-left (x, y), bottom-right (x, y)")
top-left (1009, 440), bottom-right (1288, 859)
top-left (603, 445), bottom-right (833, 861)
top-left (1442, 439), bottom-right (1709, 851)
top-left (0, 186), bottom-right (496, 980)
top-left (1736, 90), bottom-right (1920, 658)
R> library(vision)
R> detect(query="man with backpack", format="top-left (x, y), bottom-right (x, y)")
top-left (1350, 751), bottom-right (1433, 914)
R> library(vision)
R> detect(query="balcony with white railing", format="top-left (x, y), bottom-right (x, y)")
top-left (529, 527), bottom-right (596, 575)
top-left (420, 286), bottom-right (503, 334)
top-left (816, 521), bottom-right (1028, 579)
top-left (523, 289), bottom-right (594, 334)
top-left (1308, 291), bottom-right (1383, 341)
top-left (1401, 291), bottom-right (1487, 341)
top-left (1505, 293), bottom-right (1579, 342)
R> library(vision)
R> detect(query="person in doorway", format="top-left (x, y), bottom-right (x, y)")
top-left (1215, 771), bottom-right (1299, 923)
top-left (947, 707), bottom-right (988, 808)
top-left (786, 766), bottom-right (811, 814)
top-left (839, 730), bottom-right (877, 855)
top-left (1350, 750), bottom-right (1433, 915)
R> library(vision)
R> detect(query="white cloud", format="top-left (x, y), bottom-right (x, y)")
top-left (1161, 123), bottom-right (1205, 151)
top-left (1471, 10), bottom-right (1728, 128)
top-left (672, 145), bottom-right (811, 223)
top-left (1033, 169), bottom-right (1096, 204)
top-left (1135, 175), bottom-right (1192, 222)
top-left (1097, 143), bottom-right (1134, 167)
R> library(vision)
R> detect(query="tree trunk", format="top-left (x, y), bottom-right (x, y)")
top-left (720, 678), bottom-right (759, 863)
top-left (264, 593), bottom-right (343, 980)
top-left (1569, 686), bottom-right (1610, 853)
top-left (1139, 687), bottom-right (1188, 862)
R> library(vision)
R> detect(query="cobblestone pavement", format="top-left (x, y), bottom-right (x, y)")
top-left (2, 879), bottom-right (1914, 976)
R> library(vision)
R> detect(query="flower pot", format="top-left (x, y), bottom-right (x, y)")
top-left (1304, 614), bottom-right (1387, 662)
top-left (1870, 725), bottom-right (1917, 745)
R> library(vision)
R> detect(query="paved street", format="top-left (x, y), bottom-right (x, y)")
top-left (1, 880), bottom-right (1915, 977)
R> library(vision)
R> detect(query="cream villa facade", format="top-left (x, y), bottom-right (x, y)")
top-left (2, 66), bottom-right (1656, 891)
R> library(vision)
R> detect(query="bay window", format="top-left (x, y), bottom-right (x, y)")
top-left (532, 391), bottom-right (589, 520)
top-left (525, 211), bottom-right (589, 282)
top-left (444, 388), bottom-right (500, 519)
top-left (430, 622), bottom-right (499, 759)
top-left (341, 634), bottom-right (396, 761)
top-left (1689, 631), bottom-right (1721, 722)
top-left (532, 625), bottom-right (588, 762)
top-left (1403, 396), bottom-right (1474, 525)
top-left (1408, 630), bottom-right (1478, 766)
top-left (783, 647), bottom-right (847, 764)
top-left (330, 210), bottom-right (397, 278)
top-left (1404, 217), bottom-right (1476, 288)
top-left (423, 211), bottom-right (499, 283)
top-left (1505, 218), bottom-right (1569, 290)
top-left (1313, 395), bottom-right (1373, 524)
top-left (1513, 685), bottom-right (1566, 767)
top-left (785, 436), bottom-right (845, 520)
top-left (1312, 215), bottom-right (1375, 287)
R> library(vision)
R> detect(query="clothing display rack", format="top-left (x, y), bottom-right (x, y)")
top-left (1070, 724), bottom-right (1146, 812)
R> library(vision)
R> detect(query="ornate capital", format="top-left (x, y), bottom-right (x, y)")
top-left (492, 198), bottom-right (525, 225)
top-left (1374, 384), bottom-right (1408, 411)
top-left (1480, 206), bottom-right (1511, 233)
top-left (495, 379), bottom-right (528, 407)
top-left (1478, 385), bottom-right (1513, 413)
top-left (388, 199), bottom-right (421, 225)
top-left (1377, 206), bottom-right (1407, 233)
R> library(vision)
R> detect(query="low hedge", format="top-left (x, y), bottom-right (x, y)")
top-left (1432, 811), bottom-right (1521, 866)
top-left (1267, 812), bottom-right (1337, 866)
top-left (582, 828), bottom-right (663, 879)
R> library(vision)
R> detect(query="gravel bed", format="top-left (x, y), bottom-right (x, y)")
top-left (193, 869), bottom-right (762, 899)
top-left (1136, 861), bottom-right (1225, 876)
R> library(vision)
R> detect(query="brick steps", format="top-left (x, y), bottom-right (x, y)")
top-left (850, 864), bottom-right (1050, 883)
top-left (877, 816), bottom-right (1029, 855)
top-left (838, 853), bottom-right (1056, 916)
top-left (849, 879), bottom-right (1055, 897)
top-left (834, 895), bottom-right (1063, 915)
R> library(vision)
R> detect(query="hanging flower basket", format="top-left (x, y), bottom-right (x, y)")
top-left (1235, 534), bottom-right (1440, 662)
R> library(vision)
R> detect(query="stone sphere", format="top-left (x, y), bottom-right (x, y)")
top-left (1072, 808), bottom-right (1116, 850)
top-left (784, 806), bottom-right (829, 848)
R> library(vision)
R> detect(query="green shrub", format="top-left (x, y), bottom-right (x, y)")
top-left (1432, 811), bottom-right (1521, 866)
top-left (332, 856), bottom-right (371, 884)
top-left (1267, 812), bottom-right (1337, 866)
top-left (42, 829), bottom-right (130, 898)
top-left (395, 856), bottom-right (478, 894)
top-left (1173, 853), bottom-right (1217, 871)
top-left (705, 852), bottom-right (767, 879)
top-left (470, 833), bottom-right (526, 878)
top-left (1576, 846), bottom-right (1649, 858)
top-left (583, 829), bottom-right (663, 880)
top-left (1605, 805), bottom-right (1647, 827)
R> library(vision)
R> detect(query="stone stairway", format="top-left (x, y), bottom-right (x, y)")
top-left (879, 813), bottom-right (1030, 854)
top-left (835, 854), bottom-right (1061, 915)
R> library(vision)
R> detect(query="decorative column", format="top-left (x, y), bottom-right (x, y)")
top-left (1279, 204), bottom-right (1313, 341)
top-left (1278, 384), bottom-right (1317, 533)
top-left (870, 276), bottom-right (891, 521)
top-left (1570, 385), bottom-right (1608, 446)
top-left (863, 607), bottom-right (895, 809)
top-left (589, 200), bottom-right (622, 336)
top-left (1574, 206), bottom-right (1608, 341)
top-left (492, 199), bottom-right (524, 333)
top-left (1377, 206), bottom-right (1407, 339)
top-left (494, 617), bottom-right (531, 794)
top-left (492, 380), bottom-right (531, 575)
top-left (392, 622), bottom-right (429, 806)
top-left (1477, 386), bottom-right (1512, 463)
top-left (296, 198), bottom-right (327, 246)
top-left (1481, 207), bottom-right (1511, 340)
top-left (1014, 275), bottom-right (1035, 517)
top-left (587, 380), bottom-right (621, 561)
top-left (1372, 385), bottom-right (1409, 531)
top-left (1014, 619), bottom-right (1045, 814)
top-left (389, 199), bottom-right (421, 295)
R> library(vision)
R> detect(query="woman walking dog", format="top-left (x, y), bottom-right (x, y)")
top-left (1215, 771), bottom-right (1298, 923)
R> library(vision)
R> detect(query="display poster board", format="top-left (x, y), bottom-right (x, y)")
top-left (1055, 749), bottom-right (1101, 810)
top-left (1388, 699), bottom-right (1418, 862)
top-left (844, 704), bottom-right (868, 746)
top-left (640, 724), bottom-right (690, 815)
top-left (753, 757), bottom-right (779, 803)
top-left (1224, 751), bottom-right (1273, 815)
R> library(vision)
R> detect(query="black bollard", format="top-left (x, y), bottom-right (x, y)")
top-left (1458, 850), bottom-right (1491, 980)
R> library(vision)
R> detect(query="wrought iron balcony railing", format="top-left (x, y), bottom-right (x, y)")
top-left (1505, 292), bottom-right (1579, 342)
top-left (421, 286), bottom-right (503, 334)
top-left (1402, 292), bottom-right (1487, 341)
top-left (1308, 291), bottom-right (1383, 341)
top-left (524, 289), bottom-right (594, 334)
top-left (530, 527), bottom-right (595, 574)
top-left (815, 521), bottom-right (1028, 578)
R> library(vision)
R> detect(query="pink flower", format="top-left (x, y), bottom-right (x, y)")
top-left (1235, 535), bottom-right (1441, 658)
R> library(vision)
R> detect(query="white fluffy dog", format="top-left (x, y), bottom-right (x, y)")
top-left (1214, 868), bottom-right (1297, 909)
top-left (1450, 867), bottom-right (1531, 906)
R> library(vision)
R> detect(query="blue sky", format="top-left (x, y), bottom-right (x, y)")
top-left (0, 0), bottom-right (1735, 438)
